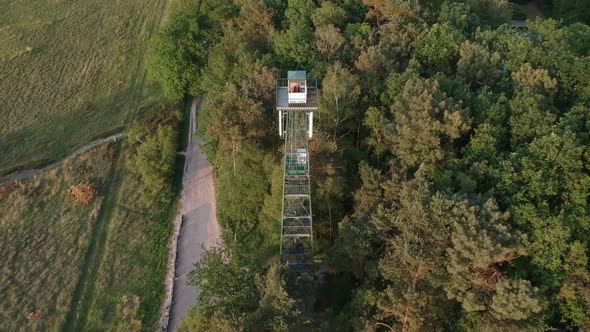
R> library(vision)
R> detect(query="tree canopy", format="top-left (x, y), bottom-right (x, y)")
top-left (149, 0), bottom-right (590, 330)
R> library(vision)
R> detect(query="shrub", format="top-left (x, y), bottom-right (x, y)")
top-left (0, 181), bottom-right (25, 199)
top-left (68, 183), bottom-right (96, 205)
top-left (134, 126), bottom-right (177, 200)
top-left (25, 310), bottom-right (41, 322)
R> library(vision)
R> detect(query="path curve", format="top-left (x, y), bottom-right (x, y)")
top-left (0, 133), bottom-right (124, 185)
top-left (167, 97), bottom-right (220, 331)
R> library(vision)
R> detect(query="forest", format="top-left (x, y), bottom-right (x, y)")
top-left (147, 0), bottom-right (590, 330)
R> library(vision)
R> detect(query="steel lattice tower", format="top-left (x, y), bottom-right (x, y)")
top-left (276, 71), bottom-right (318, 272)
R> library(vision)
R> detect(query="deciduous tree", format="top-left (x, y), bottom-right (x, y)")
top-left (466, 0), bottom-right (511, 27)
top-left (320, 62), bottom-right (361, 139)
top-left (147, 12), bottom-right (212, 99)
top-left (135, 126), bottom-right (176, 198)
top-left (273, 0), bottom-right (316, 66)
top-left (315, 24), bottom-right (345, 60)
top-left (413, 23), bottom-right (462, 73)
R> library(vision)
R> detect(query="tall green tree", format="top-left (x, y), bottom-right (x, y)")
top-left (413, 23), bottom-right (463, 73)
top-left (498, 133), bottom-right (590, 276)
top-left (320, 62), bottom-right (361, 139)
top-left (372, 177), bottom-right (454, 331)
top-left (508, 91), bottom-right (556, 147)
top-left (445, 198), bottom-right (543, 324)
top-left (557, 242), bottom-right (590, 329)
top-left (273, 0), bottom-right (316, 66)
top-left (456, 41), bottom-right (502, 87)
top-left (364, 106), bottom-right (393, 158)
top-left (312, 1), bottom-right (347, 28)
top-left (248, 264), bottom-right (300, 331)
top-left (390, 76), bottom-right (471, 170)
top-left (147, 12), bottom-right (213, 99)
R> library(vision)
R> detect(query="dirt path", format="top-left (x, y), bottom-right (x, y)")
top-left (167, 97), bottom-right (221, 331)
top-left (525, 1), bottom-right (545, 19)
top-left (0, 133), bottom-right (123, 185)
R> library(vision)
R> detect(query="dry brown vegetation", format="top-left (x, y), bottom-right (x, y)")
top-left (0, 180), bottom-right (26, 197)
top-left (68, 183), bottom-right (96, 205)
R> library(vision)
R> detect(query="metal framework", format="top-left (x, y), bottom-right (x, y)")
top-left (276, 73), bottom-right (318, 272)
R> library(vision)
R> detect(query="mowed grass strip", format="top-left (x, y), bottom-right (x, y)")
top-left (0, 0), bottom-right (169, 174)
top-left (83, 152), bottom-right (175, 331)
top-left (81, 108), bottom-right (185, 331)
top-left (0, 143), bottom-right (117, 331)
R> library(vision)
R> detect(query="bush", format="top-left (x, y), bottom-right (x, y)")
top-left (68, 183), bottom-right (96, 205)
top-left (134, 126), bottom-right (177, 200)
top-left (0, 181), bottom-right (23, 199)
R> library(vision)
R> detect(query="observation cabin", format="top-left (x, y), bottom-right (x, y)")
top-left (288, 70), bottom-right (307, 103)
top-left (276, 70), bottom-right (318, 140)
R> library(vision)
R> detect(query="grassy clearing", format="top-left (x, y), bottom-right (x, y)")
top-left (0, 137), bottom-right (181, 331)
top-left (0, 103), bottom-right (186, 331)
top-left (0, 143), bottom-right (117, 331)
top-left (72, 106), bottom-right (185, 331)
top-left (81, 153), bottom-right (176, 331)
top-left (0, 0), bottom-right (170, 174)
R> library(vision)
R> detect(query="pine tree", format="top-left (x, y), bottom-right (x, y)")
top-left (372, 177), bottom-right (454, 330)
top-left (511, 63), bottom-right (558, 97)
top-left (364, 107), bottom-right (393, 158)
top-left (445, 198), bottom-right (543, 323)
top-left (456, 41), bottom-right (502, 88)
top-left (353, 161), bottom-right (386, 218)
top-left (330, 215), bottom-right (377, 280)
top-left (390, 76), bottom-right (471, 170)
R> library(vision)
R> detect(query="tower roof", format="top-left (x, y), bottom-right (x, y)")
top-left (288, 71), bottom-right (306, 80)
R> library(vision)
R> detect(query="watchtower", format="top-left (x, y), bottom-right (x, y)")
top-left (276, 71), bottom-right (318, 272)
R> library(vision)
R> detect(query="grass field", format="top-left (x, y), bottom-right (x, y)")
top-left (62, 106), bottom-right (185, 331)
top-left (72, 149), bottom-right (176, 331)
top-left (0, 0), bottom-right (186, 329)
top-left (0, 0), bottom-right (169, 175)
top-left (0, 143), bottom-right (117, 331)
top-left (0, 139), bottom-right (180, 331)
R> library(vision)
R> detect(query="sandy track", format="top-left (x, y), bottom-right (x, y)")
top-left (167, 97), bottom-right (221, 331)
